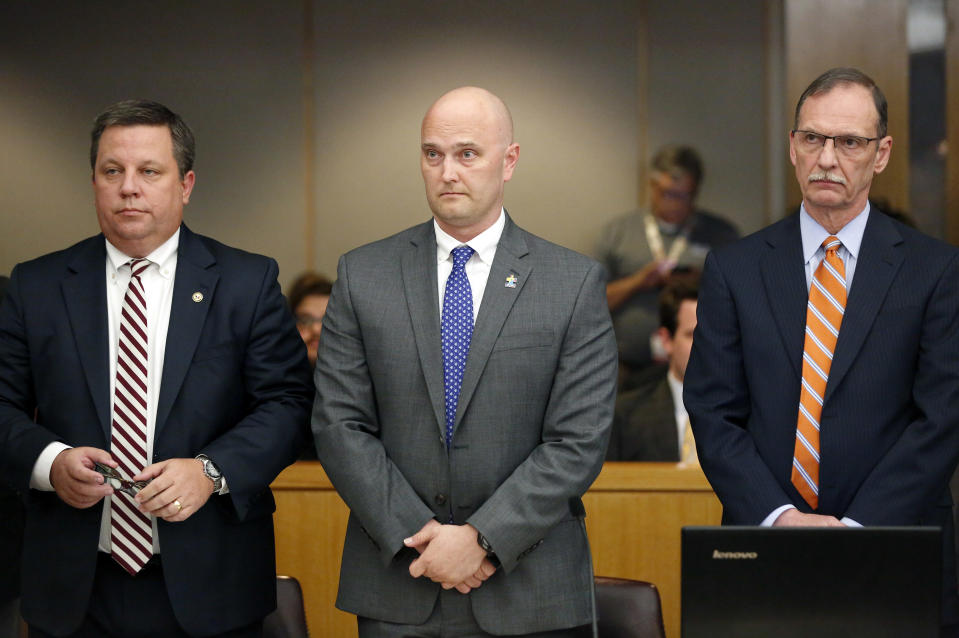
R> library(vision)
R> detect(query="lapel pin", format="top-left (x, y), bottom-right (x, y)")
top-left (192, 292), bottom-right (204, 303)
top-left (505, 274), bottom-right (518, 289)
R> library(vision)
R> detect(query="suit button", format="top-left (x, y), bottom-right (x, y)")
top-left (434, 493), bottom-right (447, 506)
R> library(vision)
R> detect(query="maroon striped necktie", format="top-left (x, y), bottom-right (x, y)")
top-left (110, 258), bottom-right (153, 574)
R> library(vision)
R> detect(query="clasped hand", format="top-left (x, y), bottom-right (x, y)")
top-left (405, 520), bottom-right (498, 594)
top-left (51, 447), bottom-right (214, 522)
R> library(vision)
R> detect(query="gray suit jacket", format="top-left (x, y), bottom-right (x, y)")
top-left (312, 214), bottom-right (618, 634)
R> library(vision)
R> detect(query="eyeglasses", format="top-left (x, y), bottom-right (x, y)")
top-left (656, 187), bottom-right (694, 202)
top-left (650, 174), bottom-right (696, 202)
top-left (792, 129), bottom-right (879, 158)
top-left (94, 462), bottom-right (150, 497)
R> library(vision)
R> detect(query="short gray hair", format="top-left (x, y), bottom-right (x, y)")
top-left (794, 67), bottom-right (888, 138)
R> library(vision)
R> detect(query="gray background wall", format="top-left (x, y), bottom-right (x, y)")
top-left (0, 0), bottom-right (769, 287)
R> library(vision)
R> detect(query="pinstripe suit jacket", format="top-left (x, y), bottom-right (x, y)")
top-left (684, 209), bottom-right (959, 622)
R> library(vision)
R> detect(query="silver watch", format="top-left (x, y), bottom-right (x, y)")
top-left (195, 454), bottom-right (223, 492)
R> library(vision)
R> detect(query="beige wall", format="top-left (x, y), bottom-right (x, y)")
top-left (0, 1), bottom-right (306, 281)
top-left (646, 0), bottom-right (768, 230)
top-left (0, 0), bottom-right (770, 287)
top-left (310, 0), bottom-right (641, 278)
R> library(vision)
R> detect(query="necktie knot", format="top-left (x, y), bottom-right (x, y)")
top-left (822, 236), bottom-right (841, 256)
top-left (128, 258), bottom-right (151, 278)
top-left (451, 245), bottom-right (474, 271)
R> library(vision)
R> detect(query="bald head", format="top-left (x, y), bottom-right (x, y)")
top-left (419, 86), bottom-right (520, 242)
top-left (422, 86), bottom-right (514, 149)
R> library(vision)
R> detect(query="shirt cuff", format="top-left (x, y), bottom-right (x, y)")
top-left (29, 442), bottom-right (71, 490)
top-left (840, 516), bottom-right (862, 527)
top-left (761, 504), bottom-right (796, 527)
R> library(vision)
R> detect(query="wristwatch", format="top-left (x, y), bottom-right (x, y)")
top-left (477, 531), bottom-right (501, 568)
top-left (195, 454), bottom-right (223, 493)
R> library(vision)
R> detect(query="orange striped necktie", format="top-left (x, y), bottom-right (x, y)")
top-left (791, 236), bottom-right (846, 510)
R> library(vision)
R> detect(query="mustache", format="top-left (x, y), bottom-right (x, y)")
top-left (808, 171), bottom-right (846, 185)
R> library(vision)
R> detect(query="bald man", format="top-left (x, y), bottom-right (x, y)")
top-left (313, 87), bottom-right (617, 637)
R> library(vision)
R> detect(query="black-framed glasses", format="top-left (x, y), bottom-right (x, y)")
top-left (94, 462), bottom-right (150, 497)
top-left (792, 129), bottom-right (879, 157)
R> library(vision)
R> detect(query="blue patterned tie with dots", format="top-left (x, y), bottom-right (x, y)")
top-left (442, 245), bottom-right (475, 449)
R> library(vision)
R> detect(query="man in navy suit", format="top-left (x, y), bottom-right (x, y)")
top-left (0, 100), bottom-right (313, 637)
top-left (684, 68), bottom-right (959, 634)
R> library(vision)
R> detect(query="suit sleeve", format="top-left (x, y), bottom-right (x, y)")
top-left (197, 258), bottom-right (314, 520)
top-left (844, 252), bottom-right (959, 524)
top-left (683, 251), bottom-right (794, 522)
top-left (0, 265), bottom-right (61, 490)
top-left (312, 255), bottom-right (436, 566)
top-left (465, 262), bottom-right (618, 573)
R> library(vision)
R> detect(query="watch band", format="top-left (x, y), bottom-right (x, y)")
top-left (195, 454), bottom-right (223, 492)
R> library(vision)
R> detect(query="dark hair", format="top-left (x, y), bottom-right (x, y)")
top-left (288, 272), bottom-right (333, 313)
top-left (658, 272), bottom-right (700, 336)
top-left (794, 67), bottom-right (888, 138)
top-left (650, 145), bottom-right (704, 190)
top-left (90, 100), bottom-right (195, 178)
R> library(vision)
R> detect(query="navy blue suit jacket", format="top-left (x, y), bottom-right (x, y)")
top-left (684, 209), bottom-right (959, 621)
top-left (0, 224), bottom-right (313, 636)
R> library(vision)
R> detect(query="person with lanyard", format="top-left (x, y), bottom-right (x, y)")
top-left (595, 144), bottom-right (738, 387)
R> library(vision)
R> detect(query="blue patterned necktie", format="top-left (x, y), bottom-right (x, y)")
top-left (442, 245), bottom-right (475, 448)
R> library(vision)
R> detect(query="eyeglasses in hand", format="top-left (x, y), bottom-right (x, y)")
top-left (94, 462), bottom-right (150, 497)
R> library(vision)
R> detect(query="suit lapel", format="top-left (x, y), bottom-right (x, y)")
top-left (401, 221), bottom-right (447, 439)
top-left (824, 212), bottom-right (903, 402)
top-left (455, 215), bottom-right (531, 432)
top-left (759, 214), bottom-right (807, 381)
top-left (61, 237), bottom-right (112, 439)
top-left (156, 225), bottom-right (218, 436)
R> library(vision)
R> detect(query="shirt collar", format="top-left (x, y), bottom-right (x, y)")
top-left (799, 201), bottom-right (869, 264)
top-left (434, 209), bottom-right (506, 265)
top-left (105, 227), bottom-right (181, 280)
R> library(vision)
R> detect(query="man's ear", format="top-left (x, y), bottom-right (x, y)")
top-left (502, 143), bottom-right (520, 182)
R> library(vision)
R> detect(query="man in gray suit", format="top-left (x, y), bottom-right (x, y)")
top-left (312, 87), bottom-right (618, 637)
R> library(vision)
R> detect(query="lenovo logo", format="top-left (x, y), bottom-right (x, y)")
top-left (712, 549), bottom-right (758, 559)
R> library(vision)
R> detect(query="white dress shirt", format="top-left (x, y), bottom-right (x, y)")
top-left (666, 370), bottom-right (688, 454)
top-left (434, 209), bottom-right (506, 319)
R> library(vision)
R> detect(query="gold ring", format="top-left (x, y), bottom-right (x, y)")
top-left (174, 499), bottom-right (182, 512)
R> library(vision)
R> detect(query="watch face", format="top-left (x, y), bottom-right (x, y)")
top-left (204, 459), bottom-right (222, 479)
